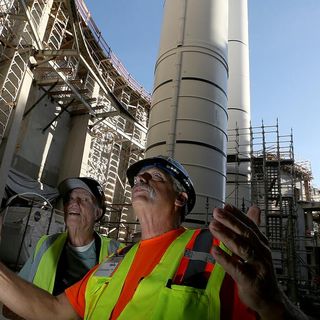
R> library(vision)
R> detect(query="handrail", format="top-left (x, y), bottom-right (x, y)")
top-left (75, 0), bottom-right (151, 102)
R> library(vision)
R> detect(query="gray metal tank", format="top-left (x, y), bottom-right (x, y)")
top-left (146, 0), bottom-right (229, 224)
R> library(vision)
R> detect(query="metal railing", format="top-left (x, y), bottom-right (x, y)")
top-left (75, 0), bottom-right (151, 102)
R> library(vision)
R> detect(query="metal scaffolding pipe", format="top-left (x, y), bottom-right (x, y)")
top-left (146, 0), bottom-right (229, 222)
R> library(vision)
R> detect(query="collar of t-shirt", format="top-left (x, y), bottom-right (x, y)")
top-left (67, 239), bottom-right (95, 252)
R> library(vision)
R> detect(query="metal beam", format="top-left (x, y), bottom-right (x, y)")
top-left (42, 98), bottom-right (75, 133)
top-left (48, 60), bottom-right (95, 115)
top-left (79, 55), bottom-right (147, 134)
top-left (23, 81), bottom-right (58, 118)
top-left (35, 49), bottom-right (79, 57)
top-left (91, 120), bottom-right (145, 150)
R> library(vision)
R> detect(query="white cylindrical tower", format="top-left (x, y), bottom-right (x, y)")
top-left (146, 0), bottom-right (229, 223)
top-left (226, 0), bottom-right (251, 209)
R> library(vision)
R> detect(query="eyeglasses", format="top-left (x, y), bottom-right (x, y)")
top-left (133, 170), bottom-right (166, 185)
top-left (62, 193), bottom-right (94, 205)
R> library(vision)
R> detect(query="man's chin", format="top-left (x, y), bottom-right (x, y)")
top-left (65, 214), bottom-right (81, 224)
top-left (67, 213), bottom-right (81, 218)
top-left (132, 187), bottom-right (149, 196)
top-left (132, 196), bottom-right (147, 206)
top-left (132, 195), bottom-right (157, 208)
top-left (132, 188), bottom-right (156, 199)
top-left (132, 192), bottom-right (153, 202)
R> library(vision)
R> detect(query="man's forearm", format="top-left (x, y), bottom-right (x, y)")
top-left (0, 263), bottom-right (78, 320)
top-left (2, 304), bottom-right (25, 320)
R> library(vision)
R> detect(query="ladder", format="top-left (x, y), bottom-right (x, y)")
top-left (0, 0), bottom-right (48, 142)
top-left (118, 148), bottom-right (143, 241)
top-left (0, 0), bottom-right (15, 58)
top-left (105, 141), bottom-right (121, 204)
top-left (46, 2), bottom-right (68, 50)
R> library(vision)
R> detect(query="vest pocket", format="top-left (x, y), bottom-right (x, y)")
top-left (152, 284), bottom-right (210, 319)
top-left (87, 276), bottom-right (111, 296)
top-left (85, 277), bottom-right (112, 319)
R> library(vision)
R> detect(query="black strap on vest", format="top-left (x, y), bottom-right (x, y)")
top-left (180, 229), bottom-right (214, 289)
top-left (118, 244), bottom-right (134, 256)
top-left (94, 232), bottom-right (102, 262)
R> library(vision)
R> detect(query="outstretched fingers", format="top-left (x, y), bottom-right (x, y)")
top-left (211, 243), bottom-right (255, 283)
top-left (209, 204), bottom-right (280, 314)
top-left (216, 204), bottom-right (269, 247)
top-left (246, 205), bottom-right (261, 225)
top-left (210, 206), bottom-right (269, 262)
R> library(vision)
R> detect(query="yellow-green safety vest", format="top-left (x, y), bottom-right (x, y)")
top-left (30, 232), bottom-right (122, 293)
top-left (84, 229), bottom-right (227, 320)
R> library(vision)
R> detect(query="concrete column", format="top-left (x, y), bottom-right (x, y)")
top-left (57, 114), bottom-right (91, 182)
top-left (0, 69), bottom-right (33, 203)
top-left (0, 0), bottom-right (54, 204)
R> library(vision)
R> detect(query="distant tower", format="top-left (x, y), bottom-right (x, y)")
top-left (146, 0), bottom-right (229, 224)
top-left (226, 0), bottom-right (251, 209)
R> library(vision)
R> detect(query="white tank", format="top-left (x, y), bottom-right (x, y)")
top-left (226, 0), bottom-right (251, 209)
top-left (146, 0), bottom-right (229, 223)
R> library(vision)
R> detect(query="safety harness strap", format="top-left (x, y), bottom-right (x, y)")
top-left (174, 228), bottom-right (216, 289)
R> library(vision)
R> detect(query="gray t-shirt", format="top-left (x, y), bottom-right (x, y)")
top-left (63, 240), bottom-right (97, 286)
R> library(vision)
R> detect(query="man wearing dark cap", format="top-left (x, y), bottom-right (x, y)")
top-left (7, 177), bottom-right (122, 299)
top-left (0, 158), bottom-right (309, 320)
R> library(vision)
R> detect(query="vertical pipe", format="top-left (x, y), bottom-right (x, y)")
top-left (166, 1), bottom-right (187, 158)
top-left (146, 0), bottom-right (229, 223)
top-left (46, 206), bottom-right (55, 235)
top-left (287, 128), bottom-right (298, 302)
top-left (226, 0), bottom-right (251, 209)
top-left (15, 199), bottom-right (34, 271)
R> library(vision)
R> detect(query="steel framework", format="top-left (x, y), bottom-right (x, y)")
top-left (0, 0), bottom-right (151, 242)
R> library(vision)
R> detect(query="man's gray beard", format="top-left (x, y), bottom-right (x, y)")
top-left (135, 183), bottom-right (156, 201)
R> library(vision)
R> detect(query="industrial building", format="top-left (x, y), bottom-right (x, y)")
top-left (0, 0), bottom-right (319, 317)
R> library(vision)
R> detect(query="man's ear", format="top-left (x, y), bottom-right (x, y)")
top-left (175, 192), bottom-right (188, 208)
top-left (95, 208), bottom-right (103, 222)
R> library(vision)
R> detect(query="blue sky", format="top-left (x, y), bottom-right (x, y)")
top-left (86, 0), bottom-right (320, 187)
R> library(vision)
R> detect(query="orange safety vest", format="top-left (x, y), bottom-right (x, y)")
top-left (84, 229), bottom-right (228, 319)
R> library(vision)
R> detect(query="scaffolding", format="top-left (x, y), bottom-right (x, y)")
top-left (0, 0), bottom-right (42, 141)
top-left (0, 0), bottom-right (151, 242)
top-left (1, 3), bottom-right (320, 313)
top-left (227, 120), bottom-right (320, 307)
top-left (249, 120), bottom-right (299, 301)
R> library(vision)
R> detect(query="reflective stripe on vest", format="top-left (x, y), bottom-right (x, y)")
top-left (84, 229), bottom-right (227, 320)
top-left (99, 236), bottom-right (123, 261)
top-left (94, 244), bottom-right (133, 277)
top-left (31, 232), bottom-right (117, 293)
top-left (173, 228), bottom-right (216, 289)
top-left (28, 233), bottom-right (61, 283)
top-left (33, 232), bottom-right (68, 292)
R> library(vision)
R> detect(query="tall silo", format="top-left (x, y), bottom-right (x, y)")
top-left (226, 0), bottom-right (251, 210)
top-left (145, 0), bottom-right (229, 224)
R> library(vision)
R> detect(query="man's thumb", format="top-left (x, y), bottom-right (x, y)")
top-left (247, 205), bottom-right (261, 226)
